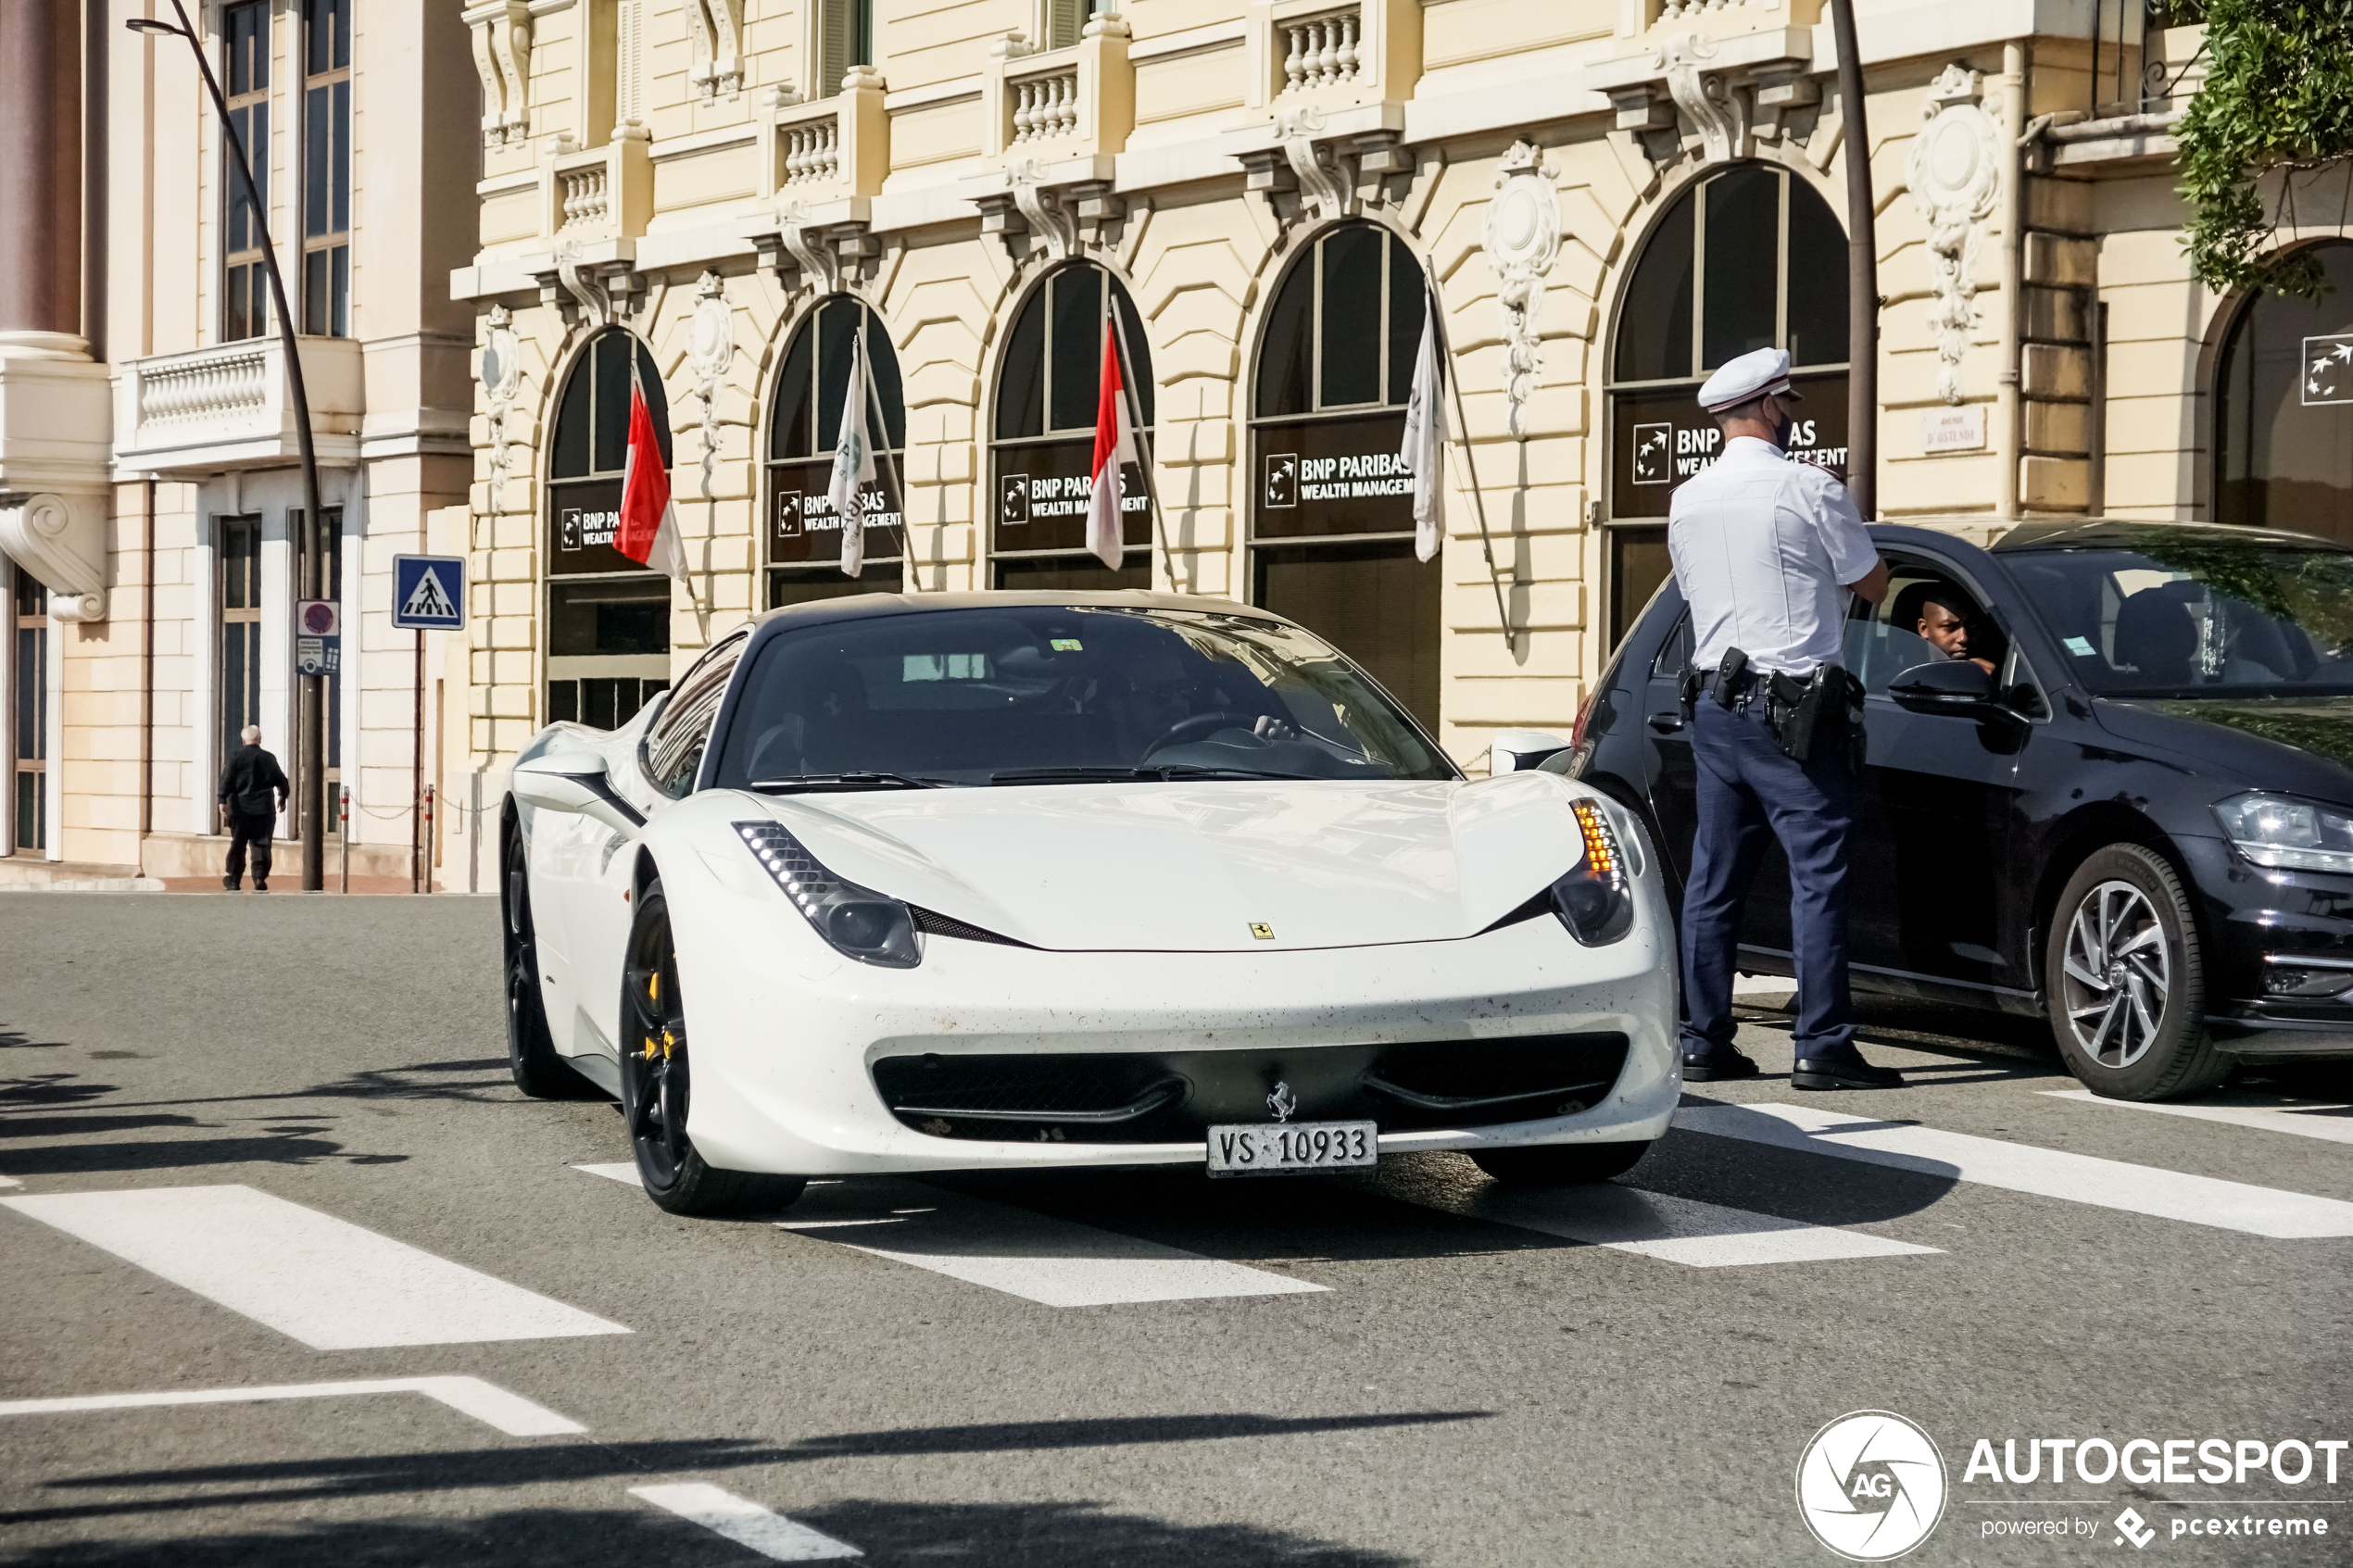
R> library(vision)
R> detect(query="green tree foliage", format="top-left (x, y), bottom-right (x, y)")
top-left (2175, 0), bottom-right (2353, 298)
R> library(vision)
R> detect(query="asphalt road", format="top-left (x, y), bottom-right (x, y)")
top-left (2, 895), bottom-right (2348, 1567)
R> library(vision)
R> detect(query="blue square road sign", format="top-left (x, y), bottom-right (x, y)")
top-left (392, 555), bottom-right (466, 631)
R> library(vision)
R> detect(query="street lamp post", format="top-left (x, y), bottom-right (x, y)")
top-left (130, 1), bottom-right (327, 892)
top-left (1828, 0), bottom-right (1879, 519)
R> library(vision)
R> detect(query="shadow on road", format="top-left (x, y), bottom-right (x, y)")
top-left (784, 1410), bottom-right (1491, 1459)
top-left (0, 1498), bottom-right (1414, 1567)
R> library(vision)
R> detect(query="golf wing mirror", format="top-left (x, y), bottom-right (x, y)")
top-left (511, 752), bottom-right (645, 836)
top-left (1887, 659), bottom-right (2012, 721)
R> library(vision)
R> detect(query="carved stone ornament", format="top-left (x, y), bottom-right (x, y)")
top-left (774, 201), bottom-right (842, 292)
top-left (480, 304), bottom-right (524, 509)
top-left (1277, 106), bottom-right (1351, 224)
top-left (551, 242), bottom-right (613, 328)
top-left (0, 491), bottom-right (107, 621)
top-left (464, 2), bottom-right (533, 147)
top-left (686, 271), bottom-right (734, 504)
top-left (1008, 162), bottom-right (1079, 260)
top-left (686, 0), bottom-right (744, 104)
top-left (1659, 33), bottom-right (1748, 165)
top-left (1483, 140), bottom-right (1561, 440)
top-left (1906, 64), bottom-right (2001, 406)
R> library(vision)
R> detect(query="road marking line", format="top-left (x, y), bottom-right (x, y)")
top-left (0, 1173), bottom-right (19, 1188)
top-left (2040, 1089), bottom-right (2353, 1147)
top-left (575, 1162), bottom-right (640, 1185)
top-left (0, 1184), bottom-right (631, 1348)
top-left (1676, 1101), bottom-right (2353, 1238)
top-left (0, 1376), bottom-right (584, 1436)
top-left (631, 1483), bottom-right (861, 1562)
top-left (774, 1177), bottom-right (1327, 1307)
top-left (1424, 1182), bottom-right (1940, 1267)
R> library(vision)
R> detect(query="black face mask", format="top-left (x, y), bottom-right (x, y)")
top-left (1768, 402), bottom-right (1795, 450)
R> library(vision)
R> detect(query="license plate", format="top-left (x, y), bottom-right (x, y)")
top-left (1204, 1120), bottom-right (1377, 1178)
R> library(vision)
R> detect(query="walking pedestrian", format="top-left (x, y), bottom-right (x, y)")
top-left (217, 725), bottom-right (289, 893)
top-left (1668, 346), bottom-right (1903, 1090)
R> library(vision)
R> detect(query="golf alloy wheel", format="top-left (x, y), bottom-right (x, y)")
top-left (2059, 880), bottom-right (2171, 1070)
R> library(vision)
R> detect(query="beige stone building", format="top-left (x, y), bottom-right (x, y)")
top-left (1, 0), bottom-right (478, 886)
top-left (9, 2), bottom-right (2352, 886)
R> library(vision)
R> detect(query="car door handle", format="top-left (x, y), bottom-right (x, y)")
top-left (1648, 711), bottom-right (1687, 734)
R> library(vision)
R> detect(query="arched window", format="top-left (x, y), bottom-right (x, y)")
top-left (766, 295), bottom-right (907, 606)
top-left (988, 262), bottom-right (1155, 591)
top-left (1246, 221), bottom-right (1438, 732)
top-left (545, 328), bottom-right (672, 729)
top-left (2215, 242), bottom-right (2353, 545)
top-left (1603, 164), bottom-right (1849, 646)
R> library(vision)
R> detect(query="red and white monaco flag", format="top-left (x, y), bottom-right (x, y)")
top-left (1085, 327), bottom-right (1139, 571)
top-left (614, 360), bottom-right (688, 582)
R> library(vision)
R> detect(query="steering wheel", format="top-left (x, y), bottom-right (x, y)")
top-left (1143, 710), bottom-right (1259, 754)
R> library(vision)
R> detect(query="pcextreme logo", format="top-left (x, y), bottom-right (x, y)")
top-left (1796, 1411), bottom-right (1950, 1562)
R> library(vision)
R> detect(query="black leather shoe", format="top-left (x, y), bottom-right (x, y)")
top-left (1681, 1050), bottom-right (1761, 1082)
top-left (222, 876), bottom-right (238, 891)
top-left (1792, 1056), bottom-right (1905, 1090)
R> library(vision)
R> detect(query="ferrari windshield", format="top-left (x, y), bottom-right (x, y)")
top-left (2006, 538), bottom-right (2353, 697)
top-left (709, 605), bottom-right (1454, 788)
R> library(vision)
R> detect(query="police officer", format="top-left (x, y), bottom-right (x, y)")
top-left (1668, 346), bottom-right (1902, 1090)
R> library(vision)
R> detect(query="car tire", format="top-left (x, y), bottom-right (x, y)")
top-left (504, 833), bottom-right (593, 1100)
top-left (2045, 843), bottom-right (2231, 1101)
top-left (619, 879), bottom-right (808, 1217)
top-left (1470, 1141), bottom-right (1651, 1185)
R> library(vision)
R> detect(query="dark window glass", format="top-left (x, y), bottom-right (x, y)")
top-left (711, 605), bottom-right (1452, 788)
top-left (591, 331), bottom-right (632, 475)
top-left (766, 296), bottom-right (907, 583)
top-left (1700, 163), bottom-right (1780, 370)
top-left (996, 286), bottom-right (1047, 440)
top-left (549, 578), bottom-right (672, 657)
top-left (1317, 225), bottom-right (1384, 408)
top-left (1048, 268), bottom-right (1103, 434)
top-left (1252, 539), bottom-right (1442, 735)
top-left (1784, 178), bottom-right (1849, 369)
top-left (816, 298), bottom-right (860, 446)
top-left (1614, 189), bottom-right (1693, 382)
top-left (770, 320), bottom-right (817, 459)
top-left (1386, 233), bottom-right (1422, 407)
top-left (1255, 255), bottom-right (1315, 418)
top-left (771, 561), bottom-right (903, 608)
top-left (227, 2), bottom-right (268, 94)
top-left (2215, 242), bottom-right (2353, 545)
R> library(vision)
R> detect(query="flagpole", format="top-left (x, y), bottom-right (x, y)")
top-left (1421, 262), bottom-right (1516, 656)
top-left (1109, 296), bottom-right (1173, 589)
top-left (861, 333), bottom-right (912, 588)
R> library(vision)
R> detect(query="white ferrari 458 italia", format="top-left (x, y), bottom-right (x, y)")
top-left (501, 592), bottom-right (1679, 1215)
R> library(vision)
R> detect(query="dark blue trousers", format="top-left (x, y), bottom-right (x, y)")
top-left (1679, 697), bottom-right (1857, 1061)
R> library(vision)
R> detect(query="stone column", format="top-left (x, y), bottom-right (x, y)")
top-left (0, 0), bottom-right (84, 353)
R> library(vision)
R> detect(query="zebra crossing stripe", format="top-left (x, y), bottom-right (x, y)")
top-left (1419, 1179), bottom-right (1940, 1267)
top-left (1675, 1101), bottom-right (2353, 1238)
top-left (2039, 1088), bottom-right (2353, 1147)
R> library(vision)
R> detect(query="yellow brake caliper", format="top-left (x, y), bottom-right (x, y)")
top-left (641, 971), bottom-right (673, 1060)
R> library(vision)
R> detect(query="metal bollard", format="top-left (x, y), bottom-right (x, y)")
top-left (338, 786), bottom-right (350, 894)
top-left (422, 785), bottom-right (435, 895)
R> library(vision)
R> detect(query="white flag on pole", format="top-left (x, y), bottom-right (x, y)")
top-left (828, 333), bottom-right (875, 576)
top-left (1399, 293), bottom-right (1447, 564)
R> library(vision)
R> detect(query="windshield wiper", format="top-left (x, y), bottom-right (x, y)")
top-left (750, 772), bottom-right (947, 793)
top-left (1152, 764), bottom-right (1327, 781)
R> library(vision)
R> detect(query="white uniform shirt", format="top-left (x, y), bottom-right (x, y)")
top-left (1667, 436), bottom-right (1878, 676)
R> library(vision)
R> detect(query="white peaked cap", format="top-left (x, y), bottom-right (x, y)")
top-left (1697, 345), bottom-right (1803, 412)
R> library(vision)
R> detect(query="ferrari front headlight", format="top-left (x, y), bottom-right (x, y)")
top-left (1551, 798), bottom-right (1634, 946)
top-left (734, 821), bottom-right (923, 968)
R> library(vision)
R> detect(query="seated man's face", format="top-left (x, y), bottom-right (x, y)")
top-left (1918, 600), bottom-right (1971, 659)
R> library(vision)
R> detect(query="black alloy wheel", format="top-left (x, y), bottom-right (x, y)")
top-left (1470, 1140), bottom-right (1652, 1185)
top-left (2045, 843), bottom-right (2230, 1101)
top-left (619, 880), bottom-right (806, 1216)
top-left (504, 833), bottom-right (588, 1099)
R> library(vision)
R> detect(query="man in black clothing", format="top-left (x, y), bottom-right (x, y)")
top-left (217, 725), bottom-right (289, 892)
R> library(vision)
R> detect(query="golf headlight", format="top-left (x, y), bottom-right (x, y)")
top-left (2215, 792), bottom-right (2353, 874)
top-left (1551, 798), bottom-right (1635, 946)
top-left (734, 822), bottom-right (922, 968)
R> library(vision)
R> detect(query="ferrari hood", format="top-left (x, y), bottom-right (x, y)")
top-left (738, 774), bottom-right (1592, 952)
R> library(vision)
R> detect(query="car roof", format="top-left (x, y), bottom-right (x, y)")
top-left (748, 588), bottom-right (1299, 633)
top-left (1869, 517), bottom-right (2348, 554)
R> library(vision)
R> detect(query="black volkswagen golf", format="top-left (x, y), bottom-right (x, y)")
top-left (1563, 519), bottom-right (2353, 1100)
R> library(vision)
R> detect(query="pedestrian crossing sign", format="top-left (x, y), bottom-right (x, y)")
top-left (392, 554), bottom-right (466, 631)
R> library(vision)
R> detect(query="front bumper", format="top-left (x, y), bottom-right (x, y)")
top-left (2180, 834), bottom-right (2353, 1058)
top-left (661, 852), bottom-right (1681, 1176)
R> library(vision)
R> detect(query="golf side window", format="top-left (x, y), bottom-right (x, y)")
top-left (644, 632), bottom-right (749, 798)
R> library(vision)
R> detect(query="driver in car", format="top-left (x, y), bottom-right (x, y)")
top-left (1122, 644), bottom-right (1293, 753)
top-left (1917, 589), bottom-right (1995, 675)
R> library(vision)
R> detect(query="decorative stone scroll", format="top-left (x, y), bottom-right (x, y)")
top-left (1483, 140), bottom-right (1561, 440)
top-left (464, 1), bottom-right (533, 147)
top-left (0, 492), bottom-right (107, 622)
top-left (686, 0), bottom-right (745, 104)
top-left (479, 304), bottom-right (524, 514)
top-left (1906, 64), bottom-right (2002, 406)
top-left (686, 271), bottom-right (734, 505)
